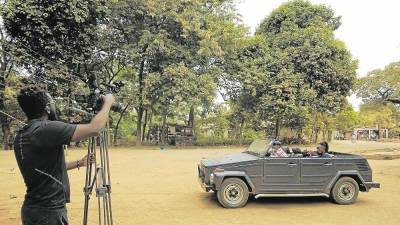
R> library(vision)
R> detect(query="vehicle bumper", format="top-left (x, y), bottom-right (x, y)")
top-left (198, 165), bottom-right (213, 192)
top-left (199, 179), bottom-right (214, 192)
top-left (365, 182), bottom-right (380, 189)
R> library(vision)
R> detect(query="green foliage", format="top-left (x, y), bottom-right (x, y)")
top-left (2, 0), bottom-right (103, 76)
top-left (358, 103), bottom-right (396, 129)
top-left (220, 0), bottom-right (357, 140)
top-left (3, 0), bottom-right (390, 146)
top-left (193, 136), bottom-right (253, 146)
top-left (256, 0), bottom-right (357, 114)
top-left (332, 104), bottom-right (359, 133)
top-left (356, 61), bottom-right (400, 103)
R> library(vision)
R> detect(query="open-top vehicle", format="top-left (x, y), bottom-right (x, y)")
top-left (198, 139), bottom-right (380, 208)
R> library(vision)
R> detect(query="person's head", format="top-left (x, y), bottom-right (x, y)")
top-left (17, 85), bottom-right (49, 120)
top-left (272, 140), bottom-right (282, 150)
top-left (317, 141), bottom-right (329, 154)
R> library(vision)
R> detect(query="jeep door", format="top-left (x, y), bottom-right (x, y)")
top-left (300, 158), bottom-right (336, 192)
top-left (261, 157), bottom-right (300, 192)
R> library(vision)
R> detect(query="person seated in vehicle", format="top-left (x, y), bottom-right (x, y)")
top-left (268, 141), bottom-right (288, 157)
top-left (308, 141), bottom-right (333, 158)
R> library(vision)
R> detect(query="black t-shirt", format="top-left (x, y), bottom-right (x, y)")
top-left (13, 118), bottom-right (77, 208)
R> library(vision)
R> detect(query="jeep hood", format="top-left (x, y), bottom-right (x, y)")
top-left (201, 153), bottom-right (259, 167)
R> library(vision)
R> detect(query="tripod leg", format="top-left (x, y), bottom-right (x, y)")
top-left (103, 130), bottom-right (114, 225)
top-left (83, 130), bottom-right (114, 225)
top-left (83, 137), bottom-right (95, 225)
top-left (96, 170), bottom-right (102, 225)
top-left (99, 131), bottom-right (111, 225)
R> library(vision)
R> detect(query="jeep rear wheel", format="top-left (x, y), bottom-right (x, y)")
top-left (217, 178), bottom-right (249, 208)
top-left (331, 177), bottom-right (359, 205)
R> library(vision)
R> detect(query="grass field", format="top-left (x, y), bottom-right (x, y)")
top-left (1, 140), bottom-right (399, 225)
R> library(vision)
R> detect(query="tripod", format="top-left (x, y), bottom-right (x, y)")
top-left (83, 128), bottom-right (113, 225)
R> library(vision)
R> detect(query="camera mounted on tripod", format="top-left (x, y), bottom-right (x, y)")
top-left (73, 80), bottom-right (124, 114)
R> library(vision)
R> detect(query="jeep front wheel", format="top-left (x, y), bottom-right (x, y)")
top-left (331, 177), bottom-right (359, 205)
top-left (217, 178), bottom-right (249, 208)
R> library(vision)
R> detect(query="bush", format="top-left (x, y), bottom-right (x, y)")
top-left (280, 137), bottom-right (308, 145)
top-left (388, 128), bottom-right (400, 138)
top-left (193, 137), bottom-right (254, 146)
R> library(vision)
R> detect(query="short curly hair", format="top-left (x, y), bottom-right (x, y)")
top-left (17, 84), bottom-right (48, 120)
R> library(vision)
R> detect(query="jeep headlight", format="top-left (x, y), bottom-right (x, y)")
top-left (210, 173), bottom-right (214, 184)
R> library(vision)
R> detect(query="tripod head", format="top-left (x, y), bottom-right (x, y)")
top-left (72, 81), bottom-right (124, 114)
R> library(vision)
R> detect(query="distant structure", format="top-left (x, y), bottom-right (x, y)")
top-left (353, 128), bottom-right (388, 140)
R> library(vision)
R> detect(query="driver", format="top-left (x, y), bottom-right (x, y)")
top-left (268, 141), bottom-right (288, 157)
top-left (308, 141), bottom-right (332, 158)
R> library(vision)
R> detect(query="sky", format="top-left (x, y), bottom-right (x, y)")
top-left (235, 0), bottom-right (400, 110)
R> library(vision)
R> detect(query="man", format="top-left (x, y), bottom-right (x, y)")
top-left (13, 85), bottom-right (115, 225)
top-left (268, 140), bottom-right (288, 157)
top-left (308, 141), bottom-right (332, 158)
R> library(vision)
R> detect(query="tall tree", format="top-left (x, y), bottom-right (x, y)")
top-left (356, 61), bottom-right (400, 103)
top-left (255, 0), bottom-right (357, 138)
top-left (0, 20), bottom-right (15, 150)
top-left (2, 0), bottom-right (104, 95)
top-left (107, 0), bottom-right (245, 145)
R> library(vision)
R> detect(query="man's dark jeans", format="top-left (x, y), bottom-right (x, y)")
top-left (21, 204), bottom-right (68, 225)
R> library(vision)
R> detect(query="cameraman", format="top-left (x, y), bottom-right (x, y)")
top-left (13, 85), bottom-right (115, 225)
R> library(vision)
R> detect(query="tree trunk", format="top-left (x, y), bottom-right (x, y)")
top-left (136, 58), bottom-right (146, 146)
top-left (239, 118), bottom-right (245, 145)
top-left (113, 103), bottom-right (130, 145)
top-left (188, 105), bottom-right (196, 139)
top-left (275, 118), bottom-right (281, 139)
top-left (136, 107), bottom-right (143, 146)
top-left (322, 121), bottom-right (328, 141)
top-left (146, 108), bottom-right (153, 140)
top-left (0, 76), bottom-right (10, 150)
top-left (142, 109), bottom-right (148, 142)
top-left (314, 128), bottom-right (319, 143)
top-left (161, 112), bottom-right (167, 144)
top-left (1, 119), bottom-right (11, 150)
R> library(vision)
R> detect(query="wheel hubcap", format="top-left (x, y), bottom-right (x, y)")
top-left (224, 184), bottom-right (243, 204)
top-left (338, 182), bottom-right (355, 201)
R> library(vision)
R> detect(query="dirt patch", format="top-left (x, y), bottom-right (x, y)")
top-left (363, 154), bottom-right (400, 160)
top-left (1, 141), bottom-right (399, 225)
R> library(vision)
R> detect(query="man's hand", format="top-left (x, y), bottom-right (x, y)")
top-left (80, 153), bottom-right (95, 167)
top-left (71, 94), bottom-right (115, 142)
top-left (103, 94), bottom-right (115, 106)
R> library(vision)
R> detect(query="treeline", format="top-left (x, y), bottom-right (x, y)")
top-left (3, 0), bottom-right (391, 149)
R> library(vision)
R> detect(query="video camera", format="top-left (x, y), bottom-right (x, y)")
top-left (72, 81), bottom-right (124, 114)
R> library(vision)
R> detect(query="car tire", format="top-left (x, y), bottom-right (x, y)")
top-left (217, 178), bottom-right (249, 208)
top-left (331, 177), bottom-right (359, 205)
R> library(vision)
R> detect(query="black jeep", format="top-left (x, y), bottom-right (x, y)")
top-left (198, 139), bottom-right (380, 208)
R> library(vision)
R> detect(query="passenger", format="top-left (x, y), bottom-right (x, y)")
top-left (308, 141), bottom-right (332, 158)
top-left (268, 141), bottom-right (288, 157)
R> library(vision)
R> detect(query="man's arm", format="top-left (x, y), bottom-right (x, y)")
top-left (66, 153), bottom-right (94, 170)
top-left (66, 159), bottom-right (82, 170)
top-left (71, 94), bottom-right (115, 142)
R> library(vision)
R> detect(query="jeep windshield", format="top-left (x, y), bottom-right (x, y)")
top-left (243, 139), bottom-right (273, 156)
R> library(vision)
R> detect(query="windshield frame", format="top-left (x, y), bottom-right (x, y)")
top-left (243, 139), bottom-right (274, 157)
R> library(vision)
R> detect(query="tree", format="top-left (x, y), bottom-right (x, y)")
top-left (332, 103), bottom-right (359, 135)
top-left (2, 0), bottom-right (104, 97)
top-left (255, 0), bottom-right (357, 138)
top-left (106, 0), bottom-right (245, 145)
top-left (0, 15), bottom-right (16, 150)
top-left (358, 103), bottom-right (396, 135)
top-left (356, 61), bottom-right (400, 103)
